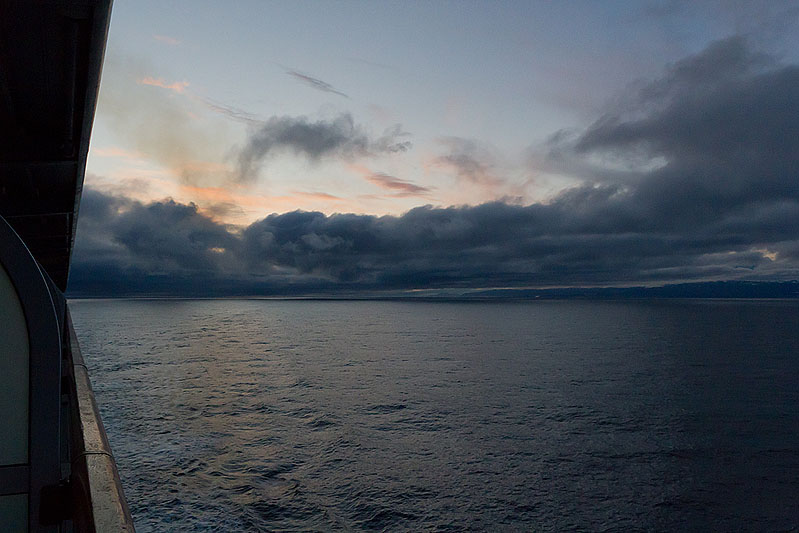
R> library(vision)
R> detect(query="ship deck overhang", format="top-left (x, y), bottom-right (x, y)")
top-left (0, 0), bottom-right (112, 291)
top-left (0, 1), bottom-right (134, 531)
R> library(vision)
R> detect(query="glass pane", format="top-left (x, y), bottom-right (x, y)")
top-left (0, 494), bottom-right (27, 532)
top-left (0, 262), bottom-right (29, 465)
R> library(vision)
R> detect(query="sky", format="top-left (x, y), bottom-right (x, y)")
top-left (71, 0), bottom-right (799, 296)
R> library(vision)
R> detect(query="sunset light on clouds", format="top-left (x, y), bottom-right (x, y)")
top-left (13, 2), bottom-right (795, 529)
top-left (75, 0), bottom-right (799, 295)
top-left (137, 76), bottom-right (190, 93)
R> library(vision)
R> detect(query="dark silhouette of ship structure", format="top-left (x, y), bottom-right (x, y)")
top-left (1, 0), bottom-right (134, 530)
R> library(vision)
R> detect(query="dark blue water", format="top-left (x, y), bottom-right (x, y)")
top-left (70, 299), bottom-right (799, 532)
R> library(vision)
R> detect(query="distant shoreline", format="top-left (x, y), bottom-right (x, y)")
top-left (66, 280), bottom-right (799, 300)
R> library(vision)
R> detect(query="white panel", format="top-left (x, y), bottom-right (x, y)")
top-left (0, 262), bottom-right (29, 465)
top-left (0, 494), bottom-right (27, 532)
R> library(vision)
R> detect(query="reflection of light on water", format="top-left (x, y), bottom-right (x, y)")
top-left (70, 299), bottom-right (799, 531)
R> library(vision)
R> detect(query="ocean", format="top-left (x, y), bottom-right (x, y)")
top-left (69, 299), bottom-right (799, 531)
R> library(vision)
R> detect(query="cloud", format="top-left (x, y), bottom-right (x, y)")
top-left (137, 75), bottom-right (261, 124)
top-left (80, 189), bottom-right (239, 272)
top-left (236, 113), bottom-right (412, 181)
top-left (72, 38), bottom-right (799, 295)
top-left (428, 137), bottom-right (523, 202)
top-left (91, 146), bottom-right (145, 159)
top-left (348, 165), bottom-right (431, 197)
top-left (286, 70), bottom-right (348, 98)
top-left (98, 56), bottom-right (232, 185)
top-left (153, 34), bottom-right (181, 46)
top-left (70, 184), bottom-right (799, 296)
top-left (365, 172), bottom-right (432, 197)
top-left (293, 191), bottom-right (342, 200)
top-left (200, 201), bottom-right (247, 221)
top-left (137, 76), bottom-right (190, 94)
top-left (431, 137), bottom-right (503, 187)
top-left (197, 97), bottom-right (263, 125)
top-left (644, 1), bottom-right (799, 47)
top-left (558, 36), bottom-right (799, 223)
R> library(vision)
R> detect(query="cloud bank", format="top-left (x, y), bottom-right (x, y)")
top-left (71, 37), bottom-right (799, 295)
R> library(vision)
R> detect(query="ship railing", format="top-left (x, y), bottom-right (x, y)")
top-left (63, 308), bottom-right (135, 532)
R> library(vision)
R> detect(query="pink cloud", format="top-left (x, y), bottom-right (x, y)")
top-left (366, 172), bottom-right (431, 196)
top-left (292, 191), bottom-right (342, 201)
top-left (350, 164), bottom-right (432, 197)
top-left (91, 146), bottom-right (145, 159)
top-left (137, 76), bottom-right (190, 94)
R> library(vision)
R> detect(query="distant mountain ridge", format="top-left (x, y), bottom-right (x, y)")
top-left (465, 281), bottom-right (799, 300)
top-left (67, 280), bottom-right (799, 299)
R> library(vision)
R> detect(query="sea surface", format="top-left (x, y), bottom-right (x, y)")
top-left (69, 299), bottom-right (799, 532)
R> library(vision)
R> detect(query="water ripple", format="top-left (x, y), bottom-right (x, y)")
top-left (70, 299), bottom-right (799, 532)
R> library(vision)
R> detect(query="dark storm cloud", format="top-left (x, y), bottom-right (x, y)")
top-left (286, 70), bottom-right (349, 98)
top-left (644, 1), bottom-right (799, 46)
top-left (70, 185), bottom-right (799, 296)
top-left (70, 37), bottom-right (799, 295)
top-left (73, 189), bottom-right (239, 274)
top-left (237, 114), bottom-right (412, 181)
top-left (565, 36), bottom-right (799, 227)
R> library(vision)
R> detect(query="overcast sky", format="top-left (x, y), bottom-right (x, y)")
top-left (71, 0), bottom-right (799, 295)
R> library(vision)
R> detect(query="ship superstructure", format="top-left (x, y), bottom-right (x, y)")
top-left (0, 1), bottom-right (133, 530)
